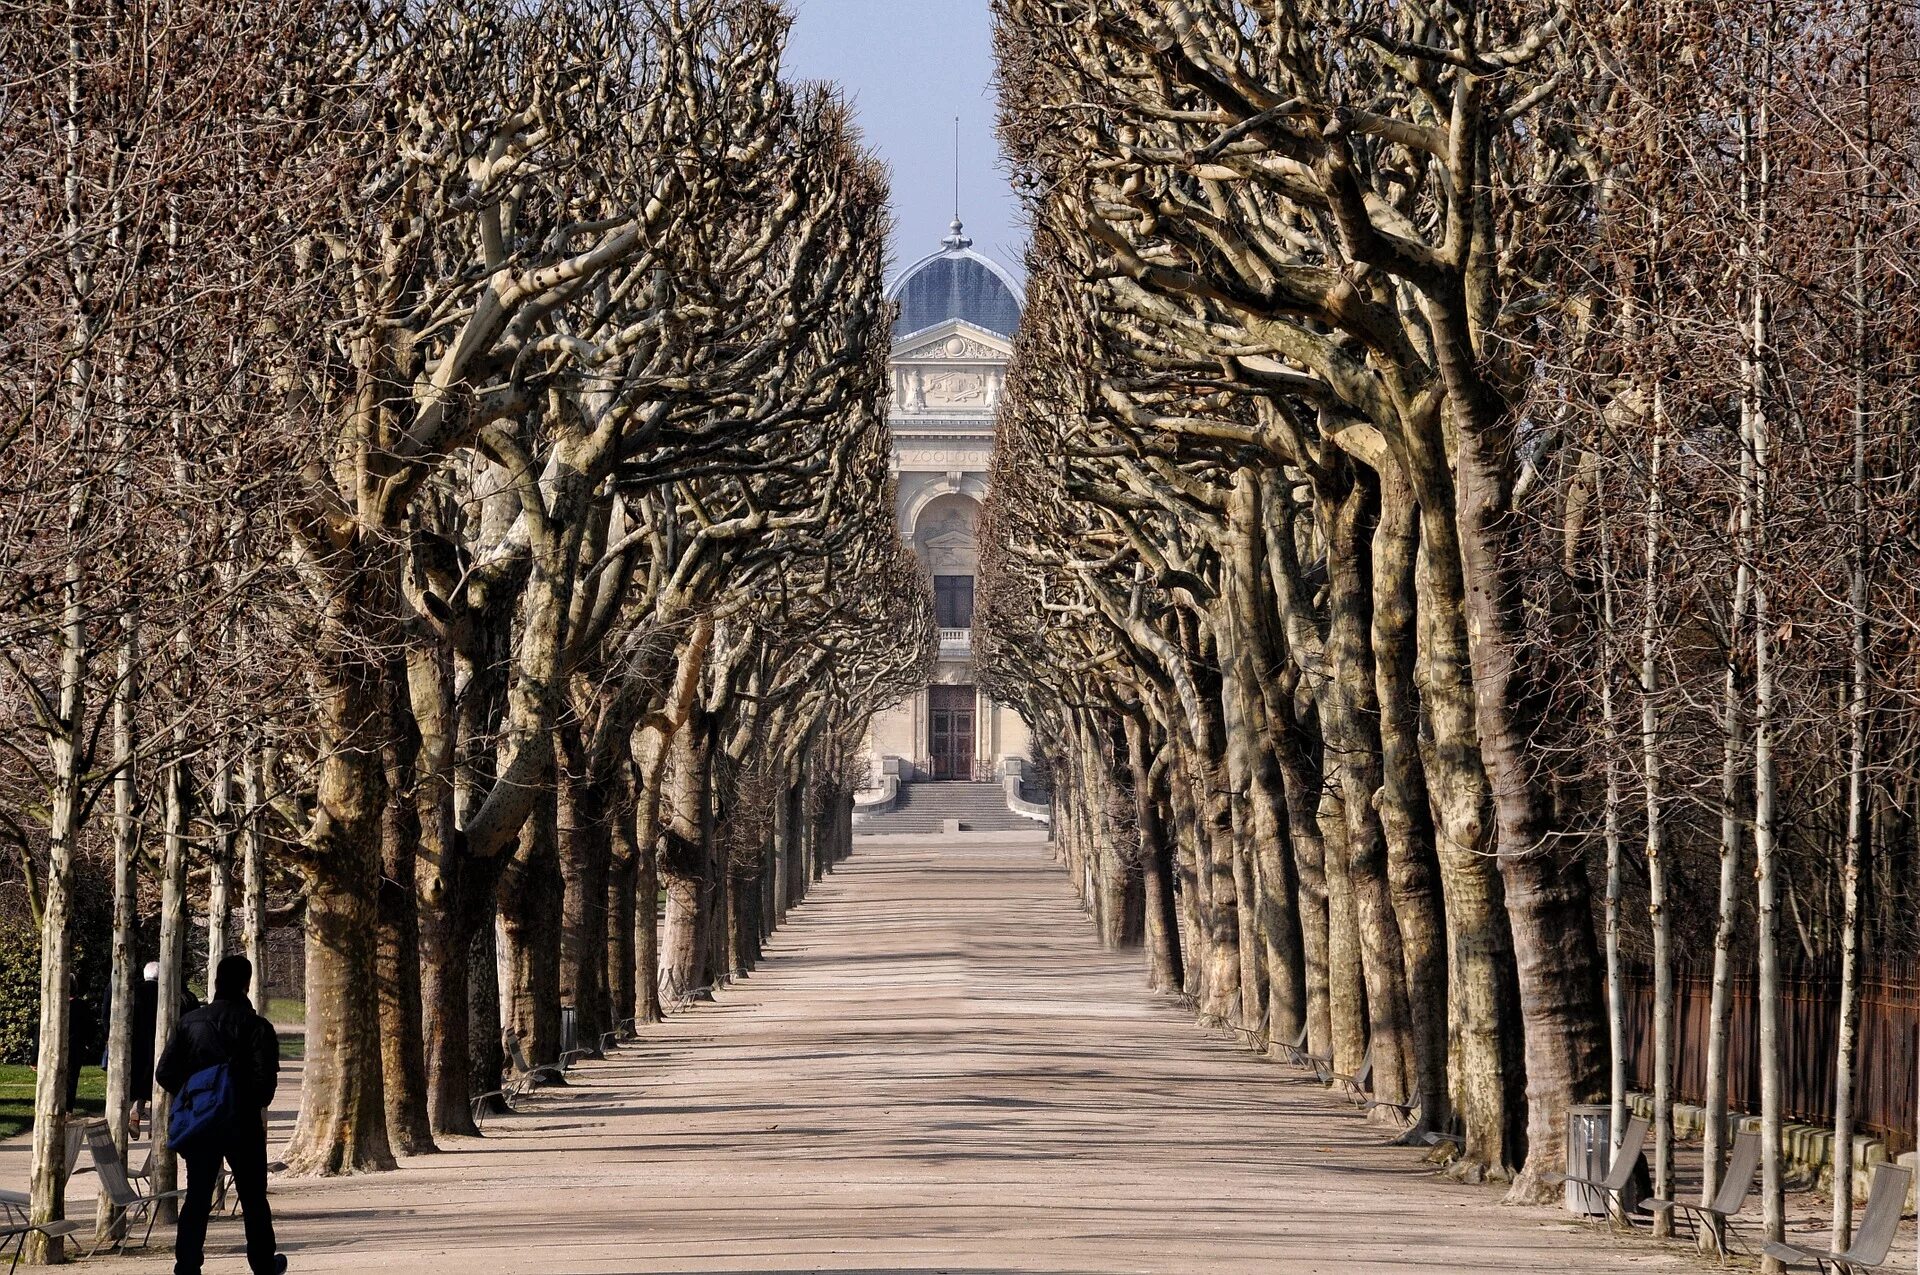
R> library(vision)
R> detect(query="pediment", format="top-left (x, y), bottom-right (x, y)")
top-left (891, 318), bottom-right (1014, 363)
top-left (923, 527), bottom-right (976, 551)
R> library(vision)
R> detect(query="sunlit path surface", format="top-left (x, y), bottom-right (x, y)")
top-left (109, 835), bottom-right (1691, 1274)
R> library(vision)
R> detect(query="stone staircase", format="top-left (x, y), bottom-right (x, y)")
top-left (853, 780), bottom-right (1038, 836)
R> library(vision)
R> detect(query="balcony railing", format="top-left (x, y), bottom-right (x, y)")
top-left (938, 627), bottom-right (972, 650)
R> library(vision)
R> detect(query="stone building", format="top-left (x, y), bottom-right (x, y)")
top-left (865, 220), bottom-right (1031, 782)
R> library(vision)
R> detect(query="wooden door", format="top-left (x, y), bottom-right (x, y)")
top-left (927, 685), bottom-right (976, 780)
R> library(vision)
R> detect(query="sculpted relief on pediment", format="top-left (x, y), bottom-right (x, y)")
top-left (901, 334), bottom-right (1006, 361)
top-left (923, 371), bottom-right (990, 407)
top-left (917, 508), bottom-right (979, 574)
top-left (891, 364), bottom-right (1003, 413)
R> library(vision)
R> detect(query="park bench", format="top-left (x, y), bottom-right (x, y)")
top-left (1763, 1162), bottom-right (1912, 1274)
top-left (1543, 1114), bottom-right (1650, 1227)
top-left (1646, 1127), bottom-right (1760, 1257)
top-left (79, 1122), bottom-right (186, 1257)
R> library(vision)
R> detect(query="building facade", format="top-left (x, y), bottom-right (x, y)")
top-left (866, 221), bottom-right (1030, 781)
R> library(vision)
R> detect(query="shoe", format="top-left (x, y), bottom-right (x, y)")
top-left (270, 1259), bottom-right (287, 1275)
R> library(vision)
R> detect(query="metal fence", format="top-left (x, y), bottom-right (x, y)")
top-left (1621, 962), bottom-right (1919, 1155)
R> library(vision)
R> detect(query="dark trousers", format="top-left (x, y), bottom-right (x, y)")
top-left (174, 1119), bottom-right (276, 1275)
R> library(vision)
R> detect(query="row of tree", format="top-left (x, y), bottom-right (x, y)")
top-left (981, 2), bottom-right (1920, 1264)
top-left (2, 0), bottom-right (930, 1260)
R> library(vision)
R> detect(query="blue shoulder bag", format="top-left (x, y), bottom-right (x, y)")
top-left (168, 1062), bottom-right (238, 1153)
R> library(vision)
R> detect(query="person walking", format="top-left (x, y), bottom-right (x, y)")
top-left (126, 962), bottom-right (161, 1137)
top-left (155, 955), bottom-right (286, 1275)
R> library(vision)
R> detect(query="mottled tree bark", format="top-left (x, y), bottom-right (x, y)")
top-left (607, 790), bottom-right (638, 1035)
top-left (1125, 714), bottom-right (1183, 993)
top-left (1223, 473), bottom-right (1306, 1046)
top-left (659, 716), bottom-right (713, 1001)
top-left (1407, 459), bottom-right (1521, 1175)
top-left (1161, 746), bottom-right (1208, 1002)
top-left (377, 673), bottom-right (435, 1155)
top-left (1324, 470), bottom-right (1416, 1107)
top-left (557, 722), bottom-right (614, 1053)
top-left (1372, 462), bottom-right (1448, 1128)
top-left (1453, 393), bottom-right (1606, 1198)
top-left (1184, 697), bottom-right (1242, 1025)
top-left (498, 787), bottom-right (563, 1064)
top-left (466, 919), bottom-right (504, 1116)
top-left (151, 760), bottom-right (193, 1208)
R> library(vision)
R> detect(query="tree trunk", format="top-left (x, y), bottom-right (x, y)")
top-left (100, 622), bottom-right (139, 1239)
top-left (27, 570), bottom-right (85, 1261)
top-left (1320, 780), bottom-right (1367, 1081)
top-left (207, 764), bottom-right (233, 983)
top-left (149, 761), bottom-right (192, 1214)
top-left (1161, 745), bottom-right (1209, 1003)
top-left (1598, 497), bottom-right (1628, 1156)
top-left (607, 796), bottom-right (638, 1036)
top-left (1703, 397), bottom-right (1756, 1248)
top-left (1831, 117), bottom-right (1874, 1244)
top-left (1184, 700), bottom-right (1242, 1026)
top-left (659, 718), bottom-right (712, 1002)
top-left (1454, 411), bottom-right (1607, 1197)
top-left (1742, 88), bottom-right (1786, 1269)
top-left (466, 917), bottom-right (504, 1117)
top-left (1126, 715), bottom-right (1183, 993)
top-left (286, 608), bottom-right (397, 1175)
top-left (498, 788), bottom-right (563, 1064)
top-left (1642, 412), bottom-right (1673, 1234)
top-left (772, 778), bottom-right (795, 927)
top-left (1371, 463), bottom-right (1449, 1128)
top-left (287, 833), bottom-right (394, 1175)
top-left (1392, 457), bottom-right (1520, 1175)
top-left (557, 725), bottom-right (613, 1053)
top-left (1325, 469), bottom-right (1417, 1109)
top-left (377, 674), bottom-right (435, 1156)
top-left (241, 754), bottom-right (268, 1012)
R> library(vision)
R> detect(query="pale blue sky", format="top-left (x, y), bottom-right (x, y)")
top-left (784, 0), bottom-right (1027, 283)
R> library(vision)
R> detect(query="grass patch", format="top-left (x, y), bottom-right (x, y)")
top-left (264, 997), bottom-right (304, 1026)
top-left (0, 1065), bottom-right (107, 1141)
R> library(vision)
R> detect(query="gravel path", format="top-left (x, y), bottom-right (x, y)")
top-left (91, 834), bottom-right (1698, 1274)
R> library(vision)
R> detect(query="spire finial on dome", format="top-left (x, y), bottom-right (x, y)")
top-left (944, 117), bottom-right (975, 251)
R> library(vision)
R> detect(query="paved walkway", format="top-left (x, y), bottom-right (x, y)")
top-left (99, 835), bottom-right (1694, 1274)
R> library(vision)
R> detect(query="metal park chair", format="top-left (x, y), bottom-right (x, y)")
top-left (1764, 1163), bottom-right (1912, 1274)
top-left (80, 1122), bottom-right (186, 1257)
top-left (0, 1218), bottom-right (85, 1275)
top-left (1545, 1114), bottom-right (1651, 1228)
top-left (1331, 1045), bottom-right (1373, 1105)
top-left (1647, 1128), bottom-right (1760, 1257)
top-left (472, 1032), bottom-right (591, 1126)
top-left (1273, 1023), bottom-right (1311, 1068)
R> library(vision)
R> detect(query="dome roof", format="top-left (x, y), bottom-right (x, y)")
top-left (889, 221), bottom-right (1023, 340)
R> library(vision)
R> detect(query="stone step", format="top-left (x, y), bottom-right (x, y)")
top-left (855, 781), bottom-right (1037, 835)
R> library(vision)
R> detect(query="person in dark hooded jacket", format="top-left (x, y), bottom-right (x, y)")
top-left (155, 955), bottom-right (285, 1275)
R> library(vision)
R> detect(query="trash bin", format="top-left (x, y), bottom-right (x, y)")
top-left (1565, 1105), bottom-right (1612, 1216)
top-left (560, 1005), bottom-right (577, 1059)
